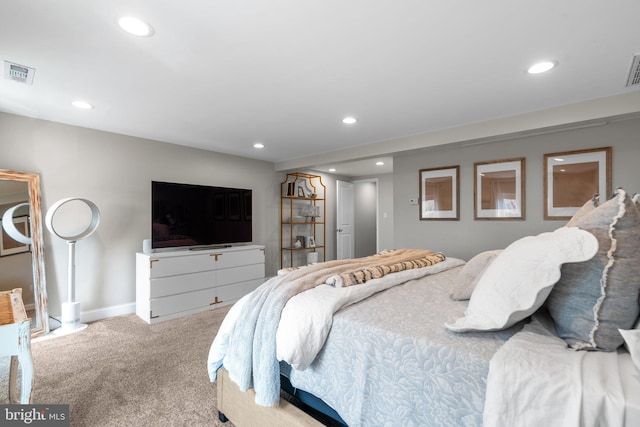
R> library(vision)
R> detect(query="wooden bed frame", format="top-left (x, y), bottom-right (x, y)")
top-left (216, 368), bottom-right (325, 427)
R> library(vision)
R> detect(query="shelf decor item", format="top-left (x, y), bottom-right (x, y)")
top-left (280, 172), bottom-right (326, 268)
top-left (307, 252), bottom-right (319, 264)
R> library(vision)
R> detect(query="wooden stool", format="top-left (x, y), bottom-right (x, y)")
top-left (0, 288), bottom-right (34, 404)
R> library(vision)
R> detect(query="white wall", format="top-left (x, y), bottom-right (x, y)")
top-left (393, 117), bottom-right (640, 260)
top-left (0, 112), bottom-right (281, 318)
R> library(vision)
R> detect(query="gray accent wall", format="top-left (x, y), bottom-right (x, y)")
top-left (354, 180), bottom-right (377, 257)
top-left (0, 112), bottom-right (282, 317)
top-left (376, 173), bottom-right (394, 252)
top-left (2, 110), bottom-right (639, 320)
top-left (393, 117), bottom-right (640, 261)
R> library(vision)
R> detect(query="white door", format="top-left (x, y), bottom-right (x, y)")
top-left (336, 180), bottom-right (354, 260)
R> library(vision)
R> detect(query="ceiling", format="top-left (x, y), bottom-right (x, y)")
top-left (1, 1), bottom-right (640, 177)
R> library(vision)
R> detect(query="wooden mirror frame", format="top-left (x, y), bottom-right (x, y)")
top-left (0, 169), bottom-right (49, 336)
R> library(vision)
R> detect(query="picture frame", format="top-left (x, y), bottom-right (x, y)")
top-left (474, 157), bottom-right (525, 220)
top-left (0, 216), bottom-right (31, 256)
top-left (543, 147), bottom-right (612, 220)
top-left (419, 166), bottom-right (459, 220)
top-left (307, 236), bottom-right (316, 248)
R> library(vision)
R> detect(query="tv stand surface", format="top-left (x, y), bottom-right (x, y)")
top-left (190, 244), bottom-right (233, 251)
top-left (135, 245), bottom-right (265, 324)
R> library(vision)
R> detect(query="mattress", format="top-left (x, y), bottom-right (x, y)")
top-left (281, 265), bottom-right (525, 427)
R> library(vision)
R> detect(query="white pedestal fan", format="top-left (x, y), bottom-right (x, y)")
top-left (45, 197), bottom-right (101, 336)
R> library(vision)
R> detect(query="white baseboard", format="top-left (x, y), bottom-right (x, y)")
top-left (80, 302), bottom-right (136, 323)
top-left (37, 302), bottom-right (136, 341)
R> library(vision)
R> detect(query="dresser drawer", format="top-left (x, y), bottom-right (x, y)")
top-left (149, 253), bottom-right (216, 278)
top-left (150, 287), bottom-right (217, 318)
top-left (216, 248), bottom-right (265, 269)
top-left (150, 270), bottom-right (215, 298)
top-left (217, 278), bottom-right (263, 302)
top-left (217, 264), bottom-right (264, 287)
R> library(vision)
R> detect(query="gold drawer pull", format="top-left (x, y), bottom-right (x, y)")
top-left (210, 296), bottom-right (223, 305)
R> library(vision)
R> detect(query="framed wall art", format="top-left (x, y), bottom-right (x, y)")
top-left (419, 166), bottom-right (459, 220)
top-left (474, 158), bottom-right (525, 220)
top-left (543, 147), bottom-right (611, 220)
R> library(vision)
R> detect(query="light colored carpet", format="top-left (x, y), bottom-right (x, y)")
top-left (3, 306), bottom-right (235, 427)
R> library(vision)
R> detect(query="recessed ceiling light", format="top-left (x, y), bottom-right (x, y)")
top-left (329, 168), bottom-right (336, 172)
top-left (118, 16), bottom-right (154, 37)
top-left (342, 117), bottom-right (357, 125)
top-left (376, 161), bottom-right (384, 166)
top-left (253, 142), bottom-right (265, 149)
top-left (554, 157), bottom-right (565, 162)
top-left (72, 100), bottom-right (93, 110)
top-left (527, 61), bottom-right (556, 74)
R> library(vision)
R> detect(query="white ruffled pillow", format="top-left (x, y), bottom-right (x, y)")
top-left (445, 227), bottom-right (598, 332)
top-left (619, 329), bottom-right (640, 372)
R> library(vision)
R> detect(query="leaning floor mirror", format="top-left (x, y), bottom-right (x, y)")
top-left (0, 169), bottom-right (49, 336)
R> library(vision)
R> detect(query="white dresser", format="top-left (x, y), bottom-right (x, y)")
top-left (135, 245), bottom-right (265, 324)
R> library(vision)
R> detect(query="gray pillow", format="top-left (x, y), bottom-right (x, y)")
top-left (450, 250), bottom-right (502, 301)
top-left (546, 189), bottom-right (640, 351)
top-left (566, 195), bottom-right (598, 227)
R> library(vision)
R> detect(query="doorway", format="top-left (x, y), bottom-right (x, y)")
top-left (353, 179), bottom-right (378, 257)
top-left (336, 179), bottom-right (378, 259)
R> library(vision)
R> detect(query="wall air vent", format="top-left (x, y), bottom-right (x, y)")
top-left (3, 60), bottom-right (35, 85)
top-left (626, 54), bottom-right (640, 88)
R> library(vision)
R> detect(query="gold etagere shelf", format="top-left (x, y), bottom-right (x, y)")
top-left (280, 172), bottom-right (326, 269)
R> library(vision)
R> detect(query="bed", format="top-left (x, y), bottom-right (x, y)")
top-left (208, 189), bottom-right (640, 427)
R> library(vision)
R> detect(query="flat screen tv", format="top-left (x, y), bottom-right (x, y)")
top-left (151, 181), bottom-right (252, 250)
